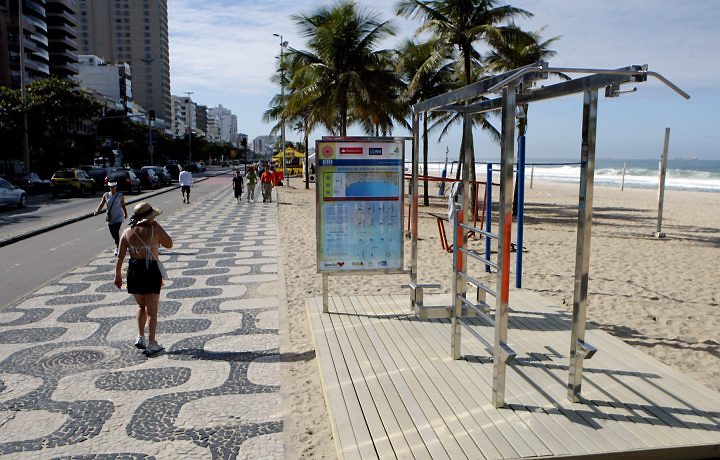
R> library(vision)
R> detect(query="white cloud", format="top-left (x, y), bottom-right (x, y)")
top-left (169, 0), bottom-right (719, 158)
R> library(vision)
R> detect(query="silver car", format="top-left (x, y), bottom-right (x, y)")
top-left (0, 177), bottom-right (27, 208)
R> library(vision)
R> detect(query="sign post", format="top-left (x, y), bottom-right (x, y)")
top-left (315, 137), bottom-right (406, 312)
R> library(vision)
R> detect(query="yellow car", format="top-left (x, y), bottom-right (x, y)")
top-left (50, 168), bottom-right (95, 197)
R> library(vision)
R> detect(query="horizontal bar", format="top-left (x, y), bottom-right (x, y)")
top-left (459, 247), bottom-right (498, 269)
top-left (459, 223), bottom-right (498, 239)
top-left (577, 339), bottom-right (598, 360)
top-left (413, 66), bottom-right (546, 112)
top-left (401, 283), bottom-right (442, 290)
top-left (458, 294), bottom-right (491, 315)
top-left (458, 272), bottom-right (497, 297)
top-left (414, 304), bottom-right (480, 320)
top-left (458, 318), bottom-right (517, 363)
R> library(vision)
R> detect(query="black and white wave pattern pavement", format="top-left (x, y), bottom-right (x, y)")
top-left (0, 188), bottom-right (284, 459)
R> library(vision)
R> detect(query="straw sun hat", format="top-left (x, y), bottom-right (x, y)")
top-left (129, 202), bottom-right (162, 226)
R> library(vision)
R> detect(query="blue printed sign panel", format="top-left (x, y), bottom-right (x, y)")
top-left (315, 139), bottom-right (405, 272)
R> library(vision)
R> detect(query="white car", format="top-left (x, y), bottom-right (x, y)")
top-left (0, 177), bottom-right (27, 208)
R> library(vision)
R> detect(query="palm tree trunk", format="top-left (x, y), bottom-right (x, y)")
top-left (462, 44), bottom-right (477, 215)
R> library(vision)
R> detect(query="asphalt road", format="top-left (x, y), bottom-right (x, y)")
top-left (0, 173), bottom-right (230, 309)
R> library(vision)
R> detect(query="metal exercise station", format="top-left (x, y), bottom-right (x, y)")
top-left (405, 62), bottom-right (689, 408)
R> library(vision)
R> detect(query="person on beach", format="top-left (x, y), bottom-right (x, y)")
top-left (114, 202), bottom-right (173, 354)
top-left (232, 170), bottom-right (244, 202)
top-left (261, 166), bottom-right (275, 203)
top-left (93, 181), bottom-right (128, 256)
top-left (179, 166), bottom-right (193, 203)
top-left (246, 167), bottom-right (257, 203)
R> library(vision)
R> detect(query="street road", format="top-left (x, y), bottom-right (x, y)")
top-left (0, 173), bottom-right (230, 309)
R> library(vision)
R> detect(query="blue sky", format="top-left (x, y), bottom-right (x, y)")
top-left (169, 0), bottom-right (720, 161)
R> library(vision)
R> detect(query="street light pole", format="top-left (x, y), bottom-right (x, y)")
top-left (18, 0), bottom-right (29, 174)
top-left (141, 56), bottom-right (154, 165)
top-left (273, 33), bottom-right (288, 185)
top-left (185, 91), bottom-right (193, 164)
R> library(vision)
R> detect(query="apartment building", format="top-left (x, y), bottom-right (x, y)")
top-left (0, 0), bottom-right (79, 88)
top-left (77, 54), bottom-right (132, 112)
top-left (170, 94), bottom-right (196, 139)
top-left (77, 0), bottom-right (170, 124)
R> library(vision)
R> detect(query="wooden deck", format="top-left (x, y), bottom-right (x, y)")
top-left (306, 291), bottom-right (720, 459)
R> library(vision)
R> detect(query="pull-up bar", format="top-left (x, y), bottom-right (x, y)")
top-left (408, 61), bottom-right (688, 407)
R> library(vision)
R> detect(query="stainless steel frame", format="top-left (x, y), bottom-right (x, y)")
top-left (407, 62), bottom-right (688, 405)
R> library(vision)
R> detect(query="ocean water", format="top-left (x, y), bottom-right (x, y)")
top-left (412, 159), bottom-right (720, 193)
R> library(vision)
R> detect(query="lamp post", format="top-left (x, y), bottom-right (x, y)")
top-left (17, 0), bottom-right (29, 174)
top-left (273, 33), bottom-right (288, 185)
top-left (141, 56), bottom-right (154, 165)
top-left (185, 91), bottom-right (193, 164)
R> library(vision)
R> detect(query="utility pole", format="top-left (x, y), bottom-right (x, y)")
top-left (18, 0), bottom-right (30, 174)
top-left (273, 33), bottom-right (288, 185)
top-left (185, 91), bottom-right (193, 164)
top-left (141, 56), bottom-right (154, 165)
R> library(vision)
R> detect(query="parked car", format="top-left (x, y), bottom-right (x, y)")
top-left (142, 165), bottom-right (172, 186)
top-left (134, 168), bottom-right (159, 189)
top-left (184, 162), bottom-right (205, 174)
top-left (107, 168), bottom-right (142, 194)
top-left (0, 177), bottom-right (27, 208)
top-left (50, 169), bottom-right (95, 197)
top-left (79, 166), bottom-right (113, 192)
top-left (10, 172), bottom-right (51, 194)
top-left (221, 161), bottom-right (230, 167)
top-left (165, 163), bottom-right (180, 182)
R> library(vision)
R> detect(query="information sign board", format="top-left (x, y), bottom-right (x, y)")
top-left (316, 138), bottom-right (405, 272)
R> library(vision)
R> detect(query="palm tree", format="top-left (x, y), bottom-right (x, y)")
top-left (290, 0), bottom-right (403, 136)
top-left (396, 0), bottom-right (532, 187)
top-left (484, 24), bottom-right (567, 214)
top-left (397, 38), bottom-right (455, 205)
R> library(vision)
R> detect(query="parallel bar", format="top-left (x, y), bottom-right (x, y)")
top-left (655, 127), bottom-right (670, 238)
top-left (459, 223), bottom-right (497, 239)
top-left (493, 86), bottom-right (516, 408)
top-left (459, 248), bottom-right (498, 271)
top-left (412, 65), bottom-right (545, 112)
top-left (568, 88), bottom-right (599, 402)
top-left (485, 164), bottom-right (493, 273)
top-left (322, 273), bottom-right (329, 313)
top-left (458, 294), bottom-right (492, 315)
top-left (458, 272), bottom-right (497, 297)
top-left (411, 112), bottom-right (420, 283)
top-left (516, 135), bottom-right (526, 288)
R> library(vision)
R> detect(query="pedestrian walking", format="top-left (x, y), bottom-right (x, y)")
top-left (93, 181), bottom-right (128, 256)
top-left (246, 166), bottom-right (257, 202)
top-left (179, 166), bottom-right (193, 203)
top-left (261, 166), bottom-right (275, 203)
top-left (115, 202), bottom-right (173, 355)
top-left (232, 170), bottom-right (244, 202)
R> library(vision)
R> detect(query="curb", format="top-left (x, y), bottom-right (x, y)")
top-left (0, 172), bottom-right (227, 248)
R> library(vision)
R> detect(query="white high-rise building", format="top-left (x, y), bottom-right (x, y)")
top-left (253, 135), bottom-right (276, 156)
top-left (77, 55), bottom-right (133, 112)
top-left (171, 95), bottom-right (196, 139)
top-left (208, 105), bottom-right (235, 143)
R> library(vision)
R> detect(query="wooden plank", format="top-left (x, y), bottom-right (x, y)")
top-left (332, 296), bottom-right (412, 459)
top-left (344, 295), bottom-right (465, 460)
top-left (504, 293), bottom-right (682, 448)
top-left (330, 296), bottom-right (394, 458)
top-left (410, 295), bottom-right (585, 457)
top-left (371, 294), bottom-right (544, 459)
top-left (358, 295), bottom-right (513, 459)
top-left (382, 294), bottom-right (557, 458)
top-left (306, 298), bottom-right (363, 459)
top-left (335, 296), bottom-right (434, 459)
top-left (506, 290), bottom-right (720, 450)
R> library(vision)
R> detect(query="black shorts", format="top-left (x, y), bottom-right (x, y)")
top-left (181, 185), bottom-right (191, 194)
top-left (127, 259), bottom-right (162, 295)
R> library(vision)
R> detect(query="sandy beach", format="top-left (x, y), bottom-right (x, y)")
top-left (276, 178), bottom-right (720, 459)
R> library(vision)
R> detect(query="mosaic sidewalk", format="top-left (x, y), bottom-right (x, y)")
top-left (0, 187), bottom-right (284, 459)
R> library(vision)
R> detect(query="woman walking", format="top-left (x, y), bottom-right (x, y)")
top-left (114, 202), bottom-right (173, 354)
top-left (94, 181), bottom-right (127, 256)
